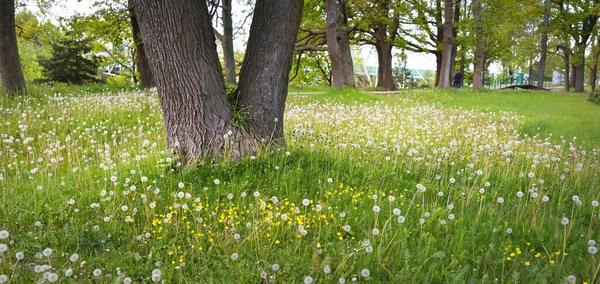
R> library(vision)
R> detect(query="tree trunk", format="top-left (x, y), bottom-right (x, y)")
top-left (472, 0), bottom-right (484, 89)
top-left (326, 0), bottom-right (344, 89)
top-left (449, 0), bottom-right (460, 83)
top-left (133, 0), bottom-right (259, 163)
top-left (337, 0), bottom-right (355, 88)
top-left (537, 0), bottom-right (550, 89)
top-left (128, 0), bottom-right (154, 89)
top-left (0, 0), bottom-right (26, 94)
top-left (222, 0), bottom-right (236, 85)
top-left (437, 0), bottom-right (454, 88)
top-left (573, 42), bottom-right (586, 92)
top-left (563, 48), bottom-right (570, 91)
top-left (375, 42), bottom-right (395, 91)
top-left (237, 0), bottom-right (304, 140)
top-left (589, 37), bottom-right (599, 92)
top-left (434, 51), bottom-right (442, 87)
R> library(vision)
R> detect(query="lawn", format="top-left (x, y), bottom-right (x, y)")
top-left (0, 87), bottom-right (599, 283)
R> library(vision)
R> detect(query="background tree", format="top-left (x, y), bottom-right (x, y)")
top-left (326, 0), bottom-right (344, 88)
top-left (437, 0), bottom-right (454, 88)
top-left (133, 0), bottom-right (303, 163)
top-left (356, 0), bottom-right (400, 91)
top-left (0, 0), bottom-right (27, 94)
top-left (40, 34), bottom-right (100, 84)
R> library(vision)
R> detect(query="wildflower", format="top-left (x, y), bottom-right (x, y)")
top-left (398, 216), bottom-right (406, 223)
top-left (593, 200), bottom-right (599, 207)
top-left (449, 178), bottom-right (456, 184)
top-left (497, 198), bottom-right (504, 204)
top-left (343, 225), bottom-right (351, 232)
top-left (438, 192), bottom-right (444, 197)
top-left (260, 271), bottom-right (267, 279)
top-left (272, 264), bottom-right (280, 271)
top-left (0, 230), bottom-right (8, 239)
top-left (177, 192), bottom-right (185, 198)
top-left (589, 240), bottom-right (597, 246)
top-left (70, 253), bottom-right (79, 262)
top-left (213, 179), bottom-right (220, 185)
top-left (361, 269), bottom-right (370, 277)
top-left (47, 272), bottom-right (59, 282)
top-left (372, 228), bottom-right (380, 235)
top-left (365, 245), bottom-right (373, 253)
top-left (324, 265), bottom-right (331, 274)
top-left (416, 183), bottom-right (426, 192)
top-left (43, 248), bottom-right (53, 257)
top-left (15, 251), bottom-right (24, 260)
top-left (440, 220), bottom-right (447, 225)
top-left (572, 195), bottom-right (580, 202)
top-left (280, 214), bottom-right (288, 221)
top-left (93, 269), bottom-right (102, 277)
top-left (372, 205), bottom-right (380, 213)
top-left (388, 195), bottom-right (395, 201)
top-left (0, 244), bottom-right (7, 253)
top-left (65, 268), bottom-right (73, 277)
top-left (567, 275), bottom-right (576, 283)
top-left (506, 228), bottom-right (512, 234)
top-left (124, 277), bottom-right (132, 284)
top-left (0, 275), bottom-right (8, 283)
top-left (517, 191), bottom-right (523, 198)
top-left (327, 178), bottom-right (333, 184)
top-left (393, 208), bottom-right (401, 215)
top-left (542, 196), bottom-right (549, 202)
top-left (152, 274), bottom-right (161, 282)
top-left (304, 276), bottom-right (313, 284)
top-left (561, 217), bottom-right (569, 225)
top-left (589, 246), bottom-right (598, 255)
top-left (524, 261), bottom-right (530, 266)
top-left (227, 193), bottom-right (234, 200)
top-left (448, 214), bottom-right (455, 220)
top-left (315, 204), bottom-right (323, 211)
top-left (253, 191), bottom-right (260, 198)
top-left (339, 278), bottom-right (346, 284)
top-left (528, 172), bottom-right (535, 178)
top-left (419, 218), bottom-right (425, 224)
top-left (234, 234), bottom-right (241, 240)
top-left (302, 199), bottom-right (310, 206)
top-left (230, 253), bottom-right (239, 260)
top-left (121, 205), bottom-right (128, 211)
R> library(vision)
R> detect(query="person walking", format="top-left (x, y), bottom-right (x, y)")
top-left (453, 70), bottom-right (462, 88)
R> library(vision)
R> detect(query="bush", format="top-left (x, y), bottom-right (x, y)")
top-left (589, 91), bottom-right (600, 105)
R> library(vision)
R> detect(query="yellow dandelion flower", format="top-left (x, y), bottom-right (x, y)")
top-left (506, 257), bottom-right (512, 261)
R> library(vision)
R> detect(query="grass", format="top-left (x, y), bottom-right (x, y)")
top-left (0, 86), bottom-right (599, 283)
top-left (408, 88), bottom-right (600, 148)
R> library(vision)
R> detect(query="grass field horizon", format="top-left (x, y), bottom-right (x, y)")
top-left (1, 87), bottom-right (599, 283)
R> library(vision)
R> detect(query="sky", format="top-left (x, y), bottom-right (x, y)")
top-left (23, 0), bottom-right (441, 73)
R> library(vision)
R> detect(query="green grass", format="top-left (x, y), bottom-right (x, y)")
top-left (1, 86), bottom-right (599, 283)
top-left (401, 89), bottom-right (600, 148)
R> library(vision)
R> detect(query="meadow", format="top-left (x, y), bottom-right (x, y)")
top-left (1, 87), bottom-right (599, 283)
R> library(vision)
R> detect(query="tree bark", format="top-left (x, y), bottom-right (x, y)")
top-left (222, 0), bottom-right (236, 85)
top-left (449, 0), bottom-right (460, 83)
top-left (0, 0), bottom-right (26, 94)
top-left (133, 0), bottom-right (259, 163)
top-left (437, 0), bottom-right (454, 88)
top-left (562, 47), bottom-right (571, 91)
top-left (589, 37), bottom-right (599, 92)
top-left (337, 0), bottom-right (355, 88)
top-left (375, 41), bottom-right (395, 91)
top-left (237, 0), bottom-right (304, 140)
top-left (326, 0), bottom-right (344, 89)
top-left (128, 0), bottom-right (154, 89)
top-left (573, 42), bottom-right (586, 92)
top-left (472, 0), bottom-right (484, 89)
top-left (537, 0), bottom-right (551, 89)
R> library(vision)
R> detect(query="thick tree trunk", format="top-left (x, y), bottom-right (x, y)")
top-left (573, 43), bottom-right (586, 92)
top-left (449, 0), bottom-right (460, 83)
top-left (133, 0), bottom-right (258, 163)
top-left (472, 0), bottom-right (484, 89)
top-left (326, 0), bottom-right (344, 89)
top-left (537, 0), bottom-right (551, 89)
top-left (222, 0), bottom-right (236, 85)
top-left (128, 0), bottom-right (154, 89)
top-left (0, 0), bottom-right (26, 94)
top-left (437, 0), bottom-right (454, 88)
top-left (375, 42), bottom-right (396, 91)
top-left (237, 0), bottom-right (304, 140)
top-left (337, 0), bottom-right (355, 88)
top-left (434, 52), bottom-right (442, 87)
